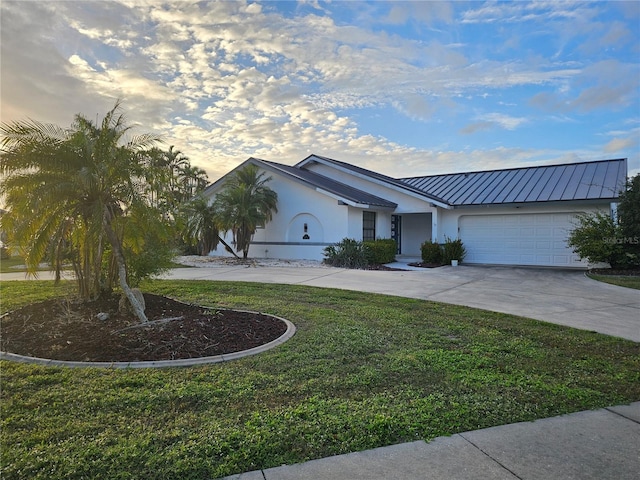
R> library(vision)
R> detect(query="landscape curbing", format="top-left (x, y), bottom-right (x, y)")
top-left (0, 313), bottom-right (296, 369)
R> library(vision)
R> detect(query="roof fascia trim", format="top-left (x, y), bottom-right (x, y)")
top-left (298, 154), bottom-right (452, 209)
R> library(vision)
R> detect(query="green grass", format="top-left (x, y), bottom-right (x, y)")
top-left (0, 257), bottom-right (189, 274)
top-left (0, 256), bottom-right (46, 274)
top-left (588, 274), bottom-right (640, 290)
top-left (2, 280), bottom-right (639, 479)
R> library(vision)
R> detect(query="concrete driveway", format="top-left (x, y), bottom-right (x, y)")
top-left (3, 263), bottom-right (638, 342)
top-left (157, 264), bottom-right (640, 343)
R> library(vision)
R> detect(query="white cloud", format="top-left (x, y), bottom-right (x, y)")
top-left (1, 0), bottom-right (638, 184)
top-left (460, 112), bottom-right (527, 134)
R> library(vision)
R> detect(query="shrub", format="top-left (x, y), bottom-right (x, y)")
top-left (125, 234), bottom-right (177, 287)
top-left (568, 211), bottom-right (638, 269)
top-left (420, 240), bottom-right (442, 264)
top-left (364, 238), bottom-right (397, 264)
top-left (323, 238), bottom-right (369, 269)
top-left (568, 176), bottom-right (640, 269)
top-left (442, 237), bottom-right (466, 264)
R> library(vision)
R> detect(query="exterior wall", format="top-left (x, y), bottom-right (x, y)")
top-left (208, 168), bottom-right (353, 260)
top-left (377, 211), bottom-right (393, 240)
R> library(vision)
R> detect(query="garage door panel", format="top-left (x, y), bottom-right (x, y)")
top-left (460, 213), bottom-right (585, 267)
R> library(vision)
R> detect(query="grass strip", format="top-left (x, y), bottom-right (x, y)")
top-left (587, 274), bottom-right (640, 290)
top-left (1, 279), bottom-right (639, 479)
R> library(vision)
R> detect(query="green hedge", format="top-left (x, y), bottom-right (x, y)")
top-left (420, 240), bottom-right (442, 264)
top-left (364, 238), bottom-right (397, 264)
top-left (420, 237), bottom-right (466, 264)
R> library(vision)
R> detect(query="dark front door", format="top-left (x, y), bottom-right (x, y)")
top-left (391, 215), bottom-right (401, 254)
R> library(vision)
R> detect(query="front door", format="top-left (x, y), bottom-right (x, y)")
top-left (391, 215), bottom-right (402, 254)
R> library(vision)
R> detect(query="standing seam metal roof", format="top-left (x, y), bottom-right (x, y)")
top-left (400, 159), bottom-right (626, 206)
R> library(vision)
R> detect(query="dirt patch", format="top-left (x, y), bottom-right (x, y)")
top-left (0, 294), bottom-right (287, 362)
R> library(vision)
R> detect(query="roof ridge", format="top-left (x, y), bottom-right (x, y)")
top-left (399, 158), bottom-right (627, 181)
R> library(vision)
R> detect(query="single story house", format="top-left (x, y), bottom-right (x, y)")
top-left (202, 154), bottom-right (627, 268)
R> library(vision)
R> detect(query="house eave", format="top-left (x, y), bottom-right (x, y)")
top-left (298, 154), bottom-right (452, 209)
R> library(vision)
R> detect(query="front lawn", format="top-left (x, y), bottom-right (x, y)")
top-left (587, 273), bottom-right (640, 290)
top-left (0, 257), bottom-right (188, 274)
top-left (2, 280), bottom-right (639, 479)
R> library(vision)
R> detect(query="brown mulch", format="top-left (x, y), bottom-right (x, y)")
top-left (588, 268), bottom-right (640, 276)
top-left (0, 294), bottom-right (287, 362)
top-left (408, 262), bottom-right (444, 268)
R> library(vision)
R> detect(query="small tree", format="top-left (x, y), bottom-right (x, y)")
top-left (568, 174), bottom-right (640, 269)
top-left (568, 211), bottom-right (623, 267)
top-left (179, 195), bottom-right (239, 257)
top-left (214, 164), bottom-right (278, 259)
top-left (0, 102), bottom-right (173, 322)
top-left (617, 174), bottom-right (640, 241)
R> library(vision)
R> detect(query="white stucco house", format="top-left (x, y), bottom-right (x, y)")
top-left (202, 154), bottom-right (627, 268)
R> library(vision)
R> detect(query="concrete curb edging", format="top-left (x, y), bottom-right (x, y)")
top-left (0, 310), bottom-right (296, 369)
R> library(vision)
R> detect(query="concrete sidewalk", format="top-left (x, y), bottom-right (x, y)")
top-left (221, 402), bottom-right (640, 480)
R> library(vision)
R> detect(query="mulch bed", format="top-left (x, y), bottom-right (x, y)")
top-left (588, 268), bottom-right (640, 276)
top-left (0, 294), bottom-right (287, 362)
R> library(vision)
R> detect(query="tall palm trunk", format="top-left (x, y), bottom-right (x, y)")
top-left (102, 208), bottom-right (148, 322)
top-left (218, 235), bottom-right (240, 259)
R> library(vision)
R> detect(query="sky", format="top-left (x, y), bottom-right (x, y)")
top-left (1, 0), bottom-right (639, 183)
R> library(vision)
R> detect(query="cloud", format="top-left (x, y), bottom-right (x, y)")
top-left (1, 0), bottom-right (637, 185)
top-left (460, 121), bottom-right (494, 135)
top-left (530, 60), bottom-right (639, 112)
top-left (460, 113), bottom-right (527, 134)
top-left (461, 1), bottom-right (599, 25)
top-left (386, 1), bottom-right (454, 26)
top-left (603, 137), bottom-right (639, 154)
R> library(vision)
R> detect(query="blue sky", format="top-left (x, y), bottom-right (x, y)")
top-left (2, 1), bottom-right (638, 181)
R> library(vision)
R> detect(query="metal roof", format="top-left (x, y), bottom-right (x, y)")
top-left (261, 160), bottom-right (398, 209)
top-left (296, 154), bottom-right (450, 207)
top-left (399, 159), bottom-right (627, 206)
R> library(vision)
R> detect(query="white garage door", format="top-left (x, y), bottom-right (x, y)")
top-left (459, 213), bottom-right (585, 267)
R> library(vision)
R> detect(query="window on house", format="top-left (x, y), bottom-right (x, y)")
top-left (362, 211), bottom-right (376, 241)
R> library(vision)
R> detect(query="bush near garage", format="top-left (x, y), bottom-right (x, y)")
top-left (568, 174), bottom-right (640, 270)
top-left (442, 237), bottom-right (467, 264)
top-left (420, 240), bottom-right (442, 264)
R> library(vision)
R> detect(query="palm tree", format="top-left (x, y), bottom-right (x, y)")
top-left (214, 163), bottom-right (278, 259)
top-left (180, 195), bottom-right (220, 256)
top-left (177, 164), bottom-right (209, 202)
top-left (0, 102), bottom-right (162, 322)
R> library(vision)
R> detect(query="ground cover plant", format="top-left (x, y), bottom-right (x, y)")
top-left (2, 280), bottom-right (639, 479)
